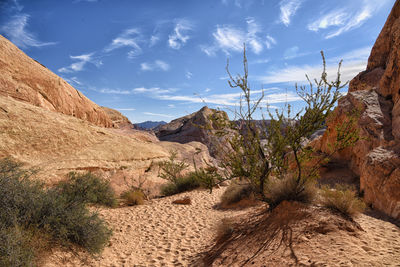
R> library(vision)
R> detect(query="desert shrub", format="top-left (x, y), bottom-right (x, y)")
top-left (158, 151), bottom-right (188, 184)
top-left (320, 184), bottom-right (366, 217)
top-left (220, 183), bottom-right (254, 207)
top-left (0, 225), bottom-right (35, 267)
top-left (215, 218), bottom-right (235, 245)
top-left (121, 189), bottom-right (145, 206)
top-left (56, 172), bottom-right (117, 208)
top-left (160, 173), bottom-right (201, 196)
top-left (265, 176), bottom-right (317, 209)
top-left (0, 158), bottom-right (112, 265)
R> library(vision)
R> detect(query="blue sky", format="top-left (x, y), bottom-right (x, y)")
top-left (0, 0), bottom-right (395, 123)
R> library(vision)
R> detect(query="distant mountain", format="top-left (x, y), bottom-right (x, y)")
top-left (134, 121), bottom-right (167, 130)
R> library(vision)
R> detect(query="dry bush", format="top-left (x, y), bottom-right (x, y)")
top-left (120, 189), bottom-right (145, 206)
top-left (320, 184), bottom-right (366, 217)
top-left (220, 183), bottom-right (254, 208)
top-left (215, 218), bottom-right (235, 245)
top-left (265, 176), bottom-right (317, 209)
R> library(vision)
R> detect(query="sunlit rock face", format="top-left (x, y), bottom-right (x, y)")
top-left (317, 0), bottom-right (400, 220)
top-left (0, 34), bottom-right (113, 127)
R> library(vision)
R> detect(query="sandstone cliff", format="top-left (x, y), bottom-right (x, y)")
top-left (318, 0), bottom-right (400, 220)
top-left (0, 35), bottom-right (113, 127)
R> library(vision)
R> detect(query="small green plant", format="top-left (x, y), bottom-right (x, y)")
top-left (160, 173), bottom-right (201, 196)
top-left (121, 189), bottom-right (145, 206)
top-left (158, 151), bottom-right (188, 183)
top-left (56, 172), bottom-right (117, 208)
top-left (320, 184), bottom-right (366, 217)
top-left (0, 158), bottom-right (112, 265)
top-left (220, 183), bottom-right (254, 207)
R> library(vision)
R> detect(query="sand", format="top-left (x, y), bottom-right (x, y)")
top-left (43, 187), bottom-right (400, 267)
top-left (43, 188), bottom-right (250, 267)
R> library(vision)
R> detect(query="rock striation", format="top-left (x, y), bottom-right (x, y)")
top-left (318, 0), bottom-right (400, 220)
top-left (0, 35), bottom-right (112, 127)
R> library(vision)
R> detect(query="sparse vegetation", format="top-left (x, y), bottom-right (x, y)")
top-left (159, 151), bottom-right (222, 196)
top-left (0, 158), bottom-right (113, 265)
top-left (265, 175), bottom-right (317, 209)
top-left (207, 45), bottom-right (359, 210)
top-left (121, 189), bottom-right (145, 206)
top-left (56, 172), bottom-right (118, 207)
top-left (160, 173), bottom-right (201, 196)
top-left (320, 184), bottom-right (366, 217)
top-left (220, 183), bottom-right (254, 207)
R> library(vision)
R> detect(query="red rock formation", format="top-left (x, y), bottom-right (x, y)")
top-left (318, 0), bottom-right (400, 220)
top-left (0, 35), bottom-right (112, 127)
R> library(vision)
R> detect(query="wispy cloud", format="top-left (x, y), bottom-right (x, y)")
top-left (143, 112), bottom-right (174, 118)
top-left (116, 108), bottom-right (136, 111)
top-left (202, 18), bottom-right (274, 56)
top-left (265, 35), bottom-right (277, 49)
top-left (185, 71), bottom-right (193, 79)
top-left (279, 0), bottom-right (302, 26)
top-left (259, 47), bottom-right (371, 84)
top-left (140, 60), bottom-right (170, 71)
top-left (307, 0), bottom-right (388, 39)
top-left (0, 14), bottom-right (56, 49)
top-left (58, 52), bottom-right (102, 73)
top-left (105, 28), bottom-right (142, 58)
top-left (168, 19), bottom-right (193, 49)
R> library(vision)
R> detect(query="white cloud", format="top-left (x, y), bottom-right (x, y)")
top-left (132, 87), bottom-right (175, 94)
top-left (202, 18), bottom-right (273, 56)
top-left (168, 104), bottom-right (175, 108)
top-left (140, 60), bottom-right (170, 71)
top-left (205, 88), bottom-right (211, 93)
top-left (0, 14), bottom-right (56, 49)
top-left (279, 0), bottom-right (302, 26)
top-left (259, 47), bottom-right (371, 84)
top-left (105, 28), bottom-right (142, 58)
top-left (307, 0), bottom-right (388, 39)
top-left (149, 35), bottom-right (160, 47)
top-left (252, 58), bottom-right (270, 64)
top-left (58, 52), bottom-right (102, 73)
top-left (265, 35), bottom-right (277, 49)
top-left (168, 19), bottom-right (193, 49)
top-left (143, 112), bottom-right (174, 118)
top-left (185, 71), bottom-right (193, 79)
top-left (116, 108), bottom-right (136, 111)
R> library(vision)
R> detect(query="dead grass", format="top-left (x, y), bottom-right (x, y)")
top-left (120, 189), bottom-right (145, 206)
top-left (320, 184), bottom-right (366, 217)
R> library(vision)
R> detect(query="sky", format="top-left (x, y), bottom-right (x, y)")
top-left (0, 0), bottom-right (396, 123)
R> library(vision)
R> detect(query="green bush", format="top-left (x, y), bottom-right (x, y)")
top-left (0, 158), bottom-right (113, 265)
top-left (160, 173), bottom-right (201, 196)
top-left (121, 189), bottom-right (145, 206)
top-left (220, 183), bottom-right (254, 207)
top-left (0, 225), bottom-right (35, 267)
top-left (265, 176), bottom-right (317, 209)
top-left (56, 172), bottom-right (117, 207)
top-left (320, 184), bottom-right (366, 217)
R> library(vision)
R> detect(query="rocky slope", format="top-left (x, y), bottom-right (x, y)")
top-left (156, 106), bottom-right (231, 158)
top-left (101, 106), bottom-right (133, 129)
top-left (0, 35), bottom-right (112, 127)
top-left (0, 95), bottom-right (212, 196)
top-left (318, 0), bottom-right (400, 220)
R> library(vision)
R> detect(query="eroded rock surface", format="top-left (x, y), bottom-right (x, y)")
top-left (0, 35), bottom-right (112, 127)
top-left (318, 0), bottom-right (400, 220)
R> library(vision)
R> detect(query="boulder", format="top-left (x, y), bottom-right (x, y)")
top-left (156, 106), bottom-right (231, 158)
